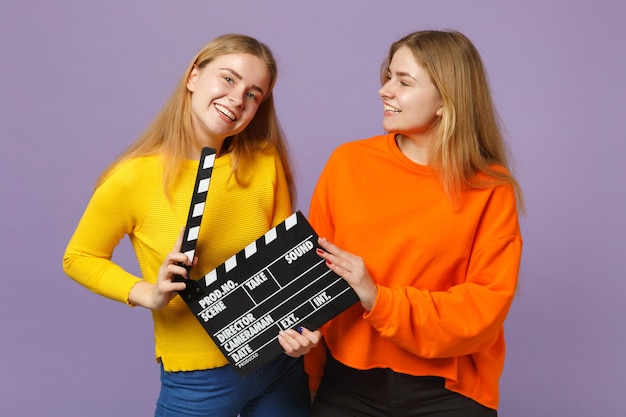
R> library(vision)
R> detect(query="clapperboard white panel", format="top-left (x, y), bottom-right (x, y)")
top-left (186, 211), bottom-right (359, 376)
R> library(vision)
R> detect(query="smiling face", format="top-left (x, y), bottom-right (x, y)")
top-left (379, 46), bottom-right (443, 143)
top-left (186, 53), bottom-right (271, 149)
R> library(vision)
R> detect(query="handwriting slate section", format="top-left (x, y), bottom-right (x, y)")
top-left (184, 211), bottom-right (359, 376)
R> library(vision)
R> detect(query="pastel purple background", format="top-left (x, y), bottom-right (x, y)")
top-left (1, 1), bottom-right (624, 415)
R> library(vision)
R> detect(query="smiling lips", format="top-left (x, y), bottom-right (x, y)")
top-left (214, 103), bottom-right (237, 121)
top-left (384, 104), bottom-right (400, 113)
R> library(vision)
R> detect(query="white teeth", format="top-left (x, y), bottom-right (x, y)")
top-left (384, 104), bottom-right (400, 113)
top-left (215, 104), bottom-right (236, 121)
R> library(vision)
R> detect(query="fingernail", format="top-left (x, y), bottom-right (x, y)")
top-left (326, 260), bottom-right (332, 266)
top-left (296, 326), bottom-right (303, 334)
top-left (316, 248), bottom-right (323, 254)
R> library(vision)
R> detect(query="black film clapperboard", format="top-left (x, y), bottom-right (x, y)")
top-left (176, 148), bottom-right (359, 376)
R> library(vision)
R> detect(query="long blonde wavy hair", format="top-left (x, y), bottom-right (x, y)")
top-left (97, 34), bottom-right (296, 204)
top-left (382, 30), bottom-right (523, 209)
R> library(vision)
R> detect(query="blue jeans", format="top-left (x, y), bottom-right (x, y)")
top-left (155, 355), bottom-right (309, 417)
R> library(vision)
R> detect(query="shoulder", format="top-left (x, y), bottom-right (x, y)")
top-left (334, 135), bottom-right (386, 153)
top-left (249, 143), bottom-right (283, 170)
top-left (465, 166), bottom-right (520, 221)
top-left (100, 155), bottom-right (162, 191)
top-left (86, 156), bottom-right (162, 216)
top-left (256, 142), bottom-right (281, 160)
top-left (328, 135), bottom-right (387, 163)
top-left (473, 165), bottom-right (517, 196)
top-left (234, 143), bottom-right (285, 181)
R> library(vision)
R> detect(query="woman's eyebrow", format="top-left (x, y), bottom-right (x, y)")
top-left (392, 70), bottom-right (417, 81)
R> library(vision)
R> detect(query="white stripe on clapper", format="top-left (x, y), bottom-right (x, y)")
top-left (245, 241), bottom-right (258, 258)
top-left (264, 228), bottom-right (277, 244)
top-left (198, 178), bottom-right (211, 193)
top-left (225, 255), bottom-right (237, 272)
top-left (204, 270), bottom-right (217, 286)
top-left (285, 212), bottom-right (298, 230)
top-left (192, 202), bottom-right (205, 217)
top-left (187, 226), bottom-right (200, 241)
top-left (203, 153), bottom-right (216, 169)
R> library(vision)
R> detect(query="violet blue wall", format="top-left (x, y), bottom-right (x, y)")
top-left (1, 1), bottom-right (624, 415)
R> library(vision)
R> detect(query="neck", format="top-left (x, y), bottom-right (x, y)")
top-left (395, 134), bottom-right (430, 165)
top-left (189, 136), bottom-right (226, 159)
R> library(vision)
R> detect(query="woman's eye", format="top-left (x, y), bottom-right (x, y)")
top-left (246, 92), bottom-right (257, 100)
top-left (224, 76), bottom-right (233, 83)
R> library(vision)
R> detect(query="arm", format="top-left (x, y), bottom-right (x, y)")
top-left (318, 232), bottom-right (521, 358)
top-left (63, 164), bottom-right (198, 310)
top-left (313, 177), bottom-right (522, 359)
top-left (370, 185), bottom-right (522, 358)
top-left (367, 241), bottom-right (521, 358)
top-left (63, 160), bottom-right (184, 309)
top-left (62, 166), bottom-right (144, 303)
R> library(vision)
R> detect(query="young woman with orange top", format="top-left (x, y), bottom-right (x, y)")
top-left (306, 30), bottom-right (523, 416)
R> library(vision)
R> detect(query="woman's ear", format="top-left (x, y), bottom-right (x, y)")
top-left (187, 66), bottom-right (199, 92)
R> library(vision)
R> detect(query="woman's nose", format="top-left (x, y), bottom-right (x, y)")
top-left (229, 89), bottom-right (245, 107)
top-left (379, 82), bottom-right (393, 99)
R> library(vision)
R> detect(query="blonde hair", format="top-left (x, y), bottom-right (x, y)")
top-left (381, 30), bottom-right (523, 209)
top-left (97, 34), bottom-right (296, 204)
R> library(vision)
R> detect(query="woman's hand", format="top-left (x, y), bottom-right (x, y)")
top-left (129, 228), bottom-right (192, 310)
top-left (315, 237), bottom-right (378, 311)
top-left (278, 327), bottom-right (322, 357)
top-left (151, 228), bottom-right (193, 309)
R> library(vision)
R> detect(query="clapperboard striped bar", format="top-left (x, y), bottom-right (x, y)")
top-left (174, 147), bottom-right (217, 303)
top-left (185, 211), bottom-right (359, 376)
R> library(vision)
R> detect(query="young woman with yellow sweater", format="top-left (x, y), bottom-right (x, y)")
top-left (307, 30), bottom-right (523, 416)
top-left (63, 34), bottom-right (315, 417)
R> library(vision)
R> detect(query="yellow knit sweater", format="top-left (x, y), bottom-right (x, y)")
top-left (63, 146), bottom-right (292, 371)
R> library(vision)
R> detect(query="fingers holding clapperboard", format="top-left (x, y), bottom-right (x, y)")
top-left (315, 237), bottom-right (379, 312)
top-left (278, 327), bottom-right (321, 357)
top-left (153, 227), bottom-right (192, 310)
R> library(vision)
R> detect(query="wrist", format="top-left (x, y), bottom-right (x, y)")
top-left (361, 283), bottom-right (378, 311)
top-left (129, 280), bottom-right (161, 310)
